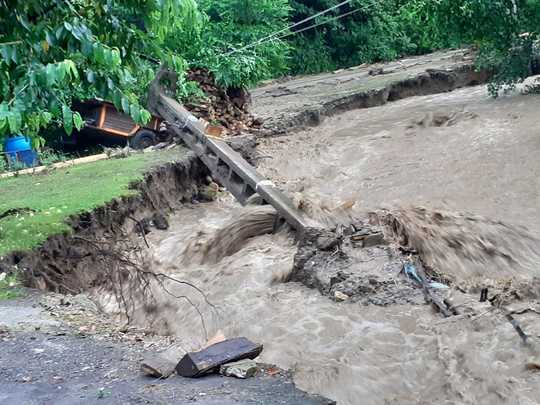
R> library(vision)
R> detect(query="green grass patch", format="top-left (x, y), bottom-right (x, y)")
top-left (0, 273), bottom-right (23, 300)
top-left (0, 149), bottom-right (186, 257)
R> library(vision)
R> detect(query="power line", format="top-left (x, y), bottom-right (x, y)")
top-left (225, 0), bottom-right (355, 56)
top-left (275, 8), bottom-right (361, 41)
top-left (225, 7), bottom-right (361, 57)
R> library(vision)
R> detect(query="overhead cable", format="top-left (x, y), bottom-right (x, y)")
top-left (225, 0), bottom-right (356, 56)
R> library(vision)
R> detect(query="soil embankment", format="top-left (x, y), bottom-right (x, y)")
top-left (252, 49), bottom-right (489, 135)
top-left (1, 155), bottom-right (209, 293)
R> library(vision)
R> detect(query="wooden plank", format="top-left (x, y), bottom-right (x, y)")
top-left (175, 337), bottom-right (263, 378)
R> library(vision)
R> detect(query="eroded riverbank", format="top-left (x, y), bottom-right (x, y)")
top-left (2, 51), bottom-right (540, 405)
top-left (105, 84), bottom-right (540, 405)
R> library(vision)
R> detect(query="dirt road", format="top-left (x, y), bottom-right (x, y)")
top-left (252, 49), bottom-right (487, 134)
top-left (0, 294), bottom-right (332, 405)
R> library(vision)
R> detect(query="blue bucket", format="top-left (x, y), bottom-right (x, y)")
top-left (3, 136), bottom-right (39, 167)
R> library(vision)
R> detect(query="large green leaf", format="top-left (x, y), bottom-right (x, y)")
top-left (140, 109), bottom-right (152, 125)
top-left (7, 111), bottom-right (22, 134)
top-left (45, 31), bottom-right (56, 46)
top-left (56, 63), bottom-right (67, 82)
top-left (45, 64), bottom-right (57, 86)
top-left (86, 69), bottom-right (96, 83)
top-left (73, 112), bottom-right (84, 131)
top-left (64, 60), bottom-right (79, 79)
top-left (121, 96), bottom-right (130, 113)
top-left (62, 105), bottom-right (73, 135)
top-left (0, 46), bottom-right (12, 65)
top-left (130, 103), bottom-right (141, 123)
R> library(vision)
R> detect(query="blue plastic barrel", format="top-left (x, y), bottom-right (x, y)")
top-left (3, 136), bottom-right (38, 167)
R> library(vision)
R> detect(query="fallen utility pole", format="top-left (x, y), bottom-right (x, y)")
top-left (147, 69), bottom-right (308, 235)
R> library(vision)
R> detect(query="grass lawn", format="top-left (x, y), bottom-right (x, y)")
top-left (0, 148), bottom-right (186, 257)
top-left (0, 273), bottom-right (23, 300)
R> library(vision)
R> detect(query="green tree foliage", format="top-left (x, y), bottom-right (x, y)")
top-left (289, 0), bottom-right (539, 94)
top-left (0, 0), bottom-right (291, 146)
top-left (288, 0), bottom-right (429, 74)
top-left (1, 0), bottom-right (539, 148)
top-left (421, 0), bottom-right (540, 95)
top-left (0, 0), bottom-right (196, 147)
top-left (193, 0), bottom-right (291, 88)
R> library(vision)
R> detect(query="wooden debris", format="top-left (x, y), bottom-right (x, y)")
top-left (176, 337), bottom-right (263, 378)
top-left (504, 312), bottom-right (528, 344)
top-left (423, 286), bottom-right (452, 317)
top-left (0, 153), bottom-right (109, 179)
top-left (480, 287), bottom-right (489, 302)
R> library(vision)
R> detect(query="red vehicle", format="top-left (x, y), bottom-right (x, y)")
top-left (73, 100), bottom-right (167, 149)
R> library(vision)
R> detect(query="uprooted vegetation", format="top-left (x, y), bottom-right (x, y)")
top-left (76, 235), bottom-right (215, 339)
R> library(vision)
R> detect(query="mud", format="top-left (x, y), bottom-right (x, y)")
top-left (252, 49), bottom-right (489, 135)
top-left (97, 82), bottom-right (540, 405)
top-left (290, 226), bottom-right (426, 306)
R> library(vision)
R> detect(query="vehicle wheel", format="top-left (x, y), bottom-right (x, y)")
top-left (157, 130), bottom-right (173, 143)
top-left (130, 130), bottom-right (156, 150)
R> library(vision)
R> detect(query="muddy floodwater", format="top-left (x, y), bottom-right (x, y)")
top-left (259, 85), bottom-right (540, 234)
top-left (104, 86), bottom-right (540, 404)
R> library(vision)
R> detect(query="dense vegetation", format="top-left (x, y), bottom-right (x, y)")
top-left (1, 0), bottom-right (538, 147)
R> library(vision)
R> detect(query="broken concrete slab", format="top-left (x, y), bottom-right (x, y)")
top-left (220, 359), bottom-right (259, 379)
top-left (176, 337), bottom-right (263, 378)
top-left (141, 355), bottom-right (177, 378)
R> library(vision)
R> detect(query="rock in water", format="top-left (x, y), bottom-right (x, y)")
top-left (334, 291), bottom-right (350, 302)
top-left (220, 359), bottom-right (259, 379)
top-left (526, 357), bottom-right (540, 371)
top-left (152, 212), bottom-right (169, 230)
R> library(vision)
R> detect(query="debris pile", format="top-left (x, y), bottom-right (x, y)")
top-left (185, 68), bottom-right (263, 136)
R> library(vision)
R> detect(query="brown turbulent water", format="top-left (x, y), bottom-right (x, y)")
top-left (99, 86), bottom-right (540, 404)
